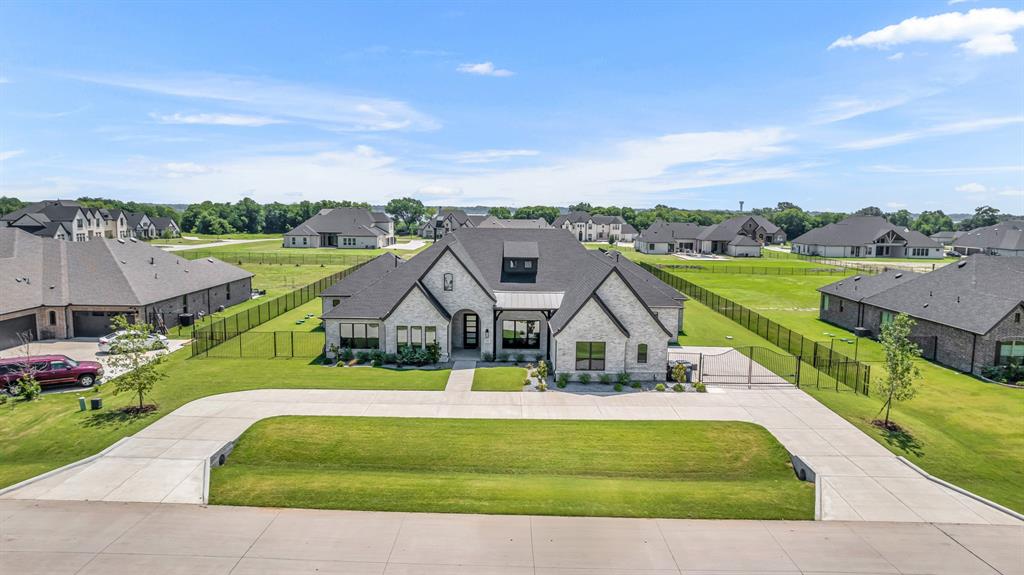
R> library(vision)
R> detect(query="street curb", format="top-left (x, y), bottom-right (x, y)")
top-left (0, 437), bottom-right (130, 497)
top-left (897, 456), bottom-right (1024, 522)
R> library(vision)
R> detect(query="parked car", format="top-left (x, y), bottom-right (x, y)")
top-left (0, 355), bottom-right (103, 394)
top-left (98, 331), bottom-right (168, 354)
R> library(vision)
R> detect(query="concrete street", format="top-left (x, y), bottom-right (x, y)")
top-left (1, 500), bottom-right (1021, 574)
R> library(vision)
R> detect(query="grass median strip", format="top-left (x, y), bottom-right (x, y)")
top-left (210, 417), bottom-right (814, 520)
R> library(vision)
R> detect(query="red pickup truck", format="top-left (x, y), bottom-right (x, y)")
top-left (0, 355), bottom-right (104, 394)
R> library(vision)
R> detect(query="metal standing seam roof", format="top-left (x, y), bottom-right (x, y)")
top-left (494, 291), bottom-right (564, 309)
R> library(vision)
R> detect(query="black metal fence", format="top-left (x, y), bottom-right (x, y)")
top-left (763, 247), bottom-right (940, 274)
top-left (190, 261), bottom-right (368, 357)
top-left (674, 346), bottom-right (801, 387)
top-left (179, 250), bottom-right (377, 267)
top-left (199, 331), bottom-right (326, 359)
top-left (643, 262), bottom-right (871, 395)
top-left (657, 264), bottom-right (856, 276)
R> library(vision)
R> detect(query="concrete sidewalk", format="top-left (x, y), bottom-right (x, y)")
top-left (1, 500), bottom-right (1020, 574)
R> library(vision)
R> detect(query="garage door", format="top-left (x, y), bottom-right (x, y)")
top-left (72, 311), bottom-right (119, 337)
top-left (0, 314), bottom-right (37, 351)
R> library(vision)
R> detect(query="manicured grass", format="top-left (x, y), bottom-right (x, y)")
top-left (0, 351), bottom-right (449, 490)
top-left (606, 245), bottom-right (835, 269)
top-left (251, 298), bottom-right (324, 333)
top-left (471, 367), bottom-right (528, 391)
top-left (179, 238), bottom-right (431, 257)
top-left (211, 417), bottom-right (813, 519)
top-left (677, 276), bottom-right (1024, 512)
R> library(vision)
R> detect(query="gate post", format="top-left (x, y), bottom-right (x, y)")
top-left (747, 352), bottom-right (754, 389)
top-left (698, 352), bottom-right (704, 382)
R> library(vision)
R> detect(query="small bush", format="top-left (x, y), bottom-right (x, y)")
top-left (655, 383), bottom-right (666, 392)
top-left (631, 382), bottom-right (641, 389)
top-left (536, 360), bottom-right (549, 380)
top-left (384, 353), bottom-right (398, 365)
top-left (371, 359), bottom-right (382, 368)
top-left (672, 383), bottom-right (684, 392)
top-left (515, 353), bottom-right (526, 364)
top-left (17, 373), bottom-right (41, 401)
top-left (340, 347), bottom-right (354, 362)
top-left (694, 382), bottom-right (707, 393)
top-left (523, 378), bottom-right (532, 386)
top-left (617, 372), bottom-right (630, 386)
top-left (598, 373), bottom-right (611, 385)
top-left (370, 350), bottom-right (385, 363)
top-left (356, 351), bottom-right (371, 364)
top-left (482, 352), bottom-right (494, 362)
top-left (578, 373), bottom-right (591, 385)
top-left (613, 383), bottom-right (623, 392)
top-left (537, 381), bottom-right (548, 392)
top-left (557, 372), bottom-right (569, 388)
top-left (497, 352), bottom-right (509, 362)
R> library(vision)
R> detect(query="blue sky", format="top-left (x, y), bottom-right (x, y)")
top-left (1, 1), bottom-right (1022, 212)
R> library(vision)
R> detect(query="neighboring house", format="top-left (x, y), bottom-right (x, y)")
top-left (552, 211), bottom-right (638, 242)
top-left (634, 215), bottom-right (785, 256)
top-left (0, 228), bottom-right (253, 349)
top-left (2, 200), bottom-right (110, 242)
top-left (817, 255), bottom-right (1024, 375)
top-left (950, 220), bottom-right (1024, 257)
top-left (150, 217), bottom-right (182, 238)
top-left (284, 207), bottom-right (395, 249)
top-left (419, 208), bottom-right (488, 240)
top-left (791, 216), bottom-right (943, 259)
top-left (930, 230), bottom-right (963, 247)
top-left (320, 228), bottom-right (685, 381)
top-left (475, 216), bottom-right (552, 229)
top-left (124, 212), bottom-right (157, 239)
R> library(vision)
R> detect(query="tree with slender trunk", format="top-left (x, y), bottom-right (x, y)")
top-left (877, 313), bottom-right (921, 428)
top-left (106, 315), bottom-right (168, 411)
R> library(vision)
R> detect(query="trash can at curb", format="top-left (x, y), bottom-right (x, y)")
top-left (90, 397), bottom-right (103, 410)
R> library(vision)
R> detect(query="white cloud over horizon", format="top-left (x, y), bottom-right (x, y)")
top-left (838, 116), bottom-right (1024, 150)
top-left (0, 150), bottom-right (25, 161)
top-left (830, 8), bottom-right (1024, 56)
top-left (152, 112), bottom-right (284, 127)
top-left (445, 149), bottom-right (541, 163)
top-left (955, 182), bottom-right (986, 193)
top-left (456, 62), bottom-right (514, 77)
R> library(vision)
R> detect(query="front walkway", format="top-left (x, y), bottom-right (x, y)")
top-left (444, 360), bottom-right (476, 392)
top-left (1, 500), bottom-right (1019, 575)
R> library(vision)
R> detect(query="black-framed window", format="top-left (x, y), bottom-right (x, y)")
top-left (996, 341), bottom-right (1024, 366)
top-left (339, 322), bottom-right (380, 349)
top-left (637, 343), bottom-right (647, 364)
top-left (502, 320), bottom-right (540, 349)
top-left (397, 325), bottom-right (435, 350)
top-left (575, 341), bottom-right (605, 370)
top-left (443, 272), bottom-right (454, 291)
top-left (49, 311), bottom-right (57, 325)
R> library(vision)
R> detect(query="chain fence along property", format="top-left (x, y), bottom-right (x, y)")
top-left (642, 262), bottom-right (872, 395)
top-left (190, 261), bottom-right (369, 357)
top-left (762, 248), bottom-right (944, 274)
top-left (202, 331), bottom-right (326, 359)
top-left (179, 250), bottom-right (377, 267)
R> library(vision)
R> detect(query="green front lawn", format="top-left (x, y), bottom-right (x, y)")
top-left (0, 351), bottom-right (449, 489)
top-left (471, 367), bottom-right (528, 391)
top-left (677, 282), bottom-right (1024, 512)
top-left (211, 417), bottom-right (813, 519)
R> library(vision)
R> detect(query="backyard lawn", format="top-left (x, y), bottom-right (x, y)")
top-left (178, 237), bottom-right (431, 257)
top-left (0, 351), bottom-right (449, 490)
top-left (676, 277), bottom-right (1024, 512)
top-left (211, 417), bottom-right (814, 519)
top-left (251, 298), bottom-right (324, 332)
top-left (472, 367), bottom-right (528, 391)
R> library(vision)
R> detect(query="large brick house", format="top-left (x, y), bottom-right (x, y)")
top-left (320, 228), bottom-right (685, 380)
top-left (284, 207), bottom-right (395, 249)
top-left (792, 215), bottom-right (943, 259)
top-left (818, 256), bottom-right (1024, 374)
top-left (2, 200), bottom-right (177, 242)
top-left (552, 212), bottom-right (638, 243)
top-left (0, 228), bottom-right (253, 349)
top-left (634, 215), bottom-right (785, 256)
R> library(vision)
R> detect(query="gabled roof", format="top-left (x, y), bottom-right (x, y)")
top-left (729, 235), bottom-right (761, 247)
top-left (818, 270), bottom-right (920, 302)
top-left (552, 211), bottom-right (626, 227)
top-left (620, 223), bottom-right (638, 235)
top-left (636, 219), bottom-right (705, 243)
top-left (149, 216), bottom-right (178, 231)
top-left (476, 216), bottom-right (552, 229)
top-left (698, 215), bottom-right (780, 242)
top-left (320, 253), bottom-right (405, 298)
top-left (0, 228), bottom-right (252, 315)
top-left (1, 200), bottom-right (83, 224)
top-left (284, 207), bottom-right (392, 237)
top-left (792, 216), bottom-right (939, 248)
top-left (930, 230), bottom-right (962, 241)
top-left (125, 212), bottom-right (151, 228)
top-left (951, 220), bottom-right (1024, 252)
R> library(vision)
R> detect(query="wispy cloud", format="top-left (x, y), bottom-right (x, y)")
top-left (0, 150), bottom-right (25, 161)
top-left (444, 149), bottom-right (540, 164)
top-left (813, 95), bottom-right (915, 124)
top-left (838, 116), bottom-right (1024, 150)
top-left (829, 8), bottom-right (1024, 56)
top-left (955, 182), bottom-right (986, 193)
top-left (152, 112), bottom-right (283, 127)
top-left (69, 71), bottom-right (439, 132)
top-left (162, 162), bottom-right (213, 178)
top-left (863, 164), bottom-right (1024, 175)
top-left (997, 189), bottom-right (1024, 197)
top-left (887, 52), bottom-right (904, 61)
top-left (456, 62), bottom-right (514, 77)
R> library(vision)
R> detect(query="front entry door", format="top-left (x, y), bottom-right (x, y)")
top-left (463, 313), bottom-right (479, 349)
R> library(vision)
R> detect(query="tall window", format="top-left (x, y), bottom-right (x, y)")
top-left (396, 325), bottom-right (435, 350)
top-left (49, 310), bottom-right (57, 325)
top-left (822, 294), bottom-right (830, 311)
top-left (226, 283), bottom-right (231, 301)
top-left (996, 341), bottom-right (1024, 366)
top-left (425, 326), bottom-right (437, 346)
top-left (637, 343), bottom-right (647, 364)
top-left (396, 326), bottom-right (408, 349)
top-left (339, 323), bottom-right (379, 349)
top-left (443, 272), bottom-right (454, 291)
top-left (575, 341), bottom-right (605, 370)
top-left (302, 237), bottom-right (308, 245)
top-left (502, 320), bottom-right (540, 349)
top-left (881, 311), bottom-right (894, 326)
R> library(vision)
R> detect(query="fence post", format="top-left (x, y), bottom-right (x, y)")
top-left (746, 351), bottom-right (753, 389)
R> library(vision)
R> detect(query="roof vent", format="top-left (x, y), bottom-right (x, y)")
top-left (120, 260), bottom-right (127, 264)
top-left (207, 258), bottom-right (214, 263)
top-left (957, 296), bottom-right (960, 303)
top-left (957, 260), bottom-right (968, 268)
top-left (24, 277), bottom-right (30, 285)
top-left (923, 303), bottom-right (929, 308)
top-left (853, 275), bottom-right (861, 281)
top-left (117, 238), bottom-right (125, 244)
top-left (14, 277), bottom-right (21, 283)
top-left (150, 257), bottom-right (155, 265)
top-left (129, 237), bottom-right (137, 242)
top-left (894, 273), bottom-right (903, 279)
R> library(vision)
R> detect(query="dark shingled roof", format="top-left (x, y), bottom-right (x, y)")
top-left (818, 270), bottom-right (920, 302)
top-left (697, 215), bottom-right (780, 242)
top-left (320, 253), bottom-right (405, 298)
top-left (476, 216), bottom-right (552, 229)
top-left (503, 240), bottom-right (539, 259)
top-left (284, 207), bottom-right (392, 237)
top-left (951, 220), bottom-right (1024, 252)
top-left (792, 216), bottom-right (939, 248)
top-left (636, 220), bottom-right (705, 243)
top-left (1, 200), bottom-right (84, 224)
top-left (729, 235), bottom-right (761, 247)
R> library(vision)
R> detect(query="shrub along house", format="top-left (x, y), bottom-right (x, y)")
top-left (320, 228), bottom-right (685, 380)
top-left (0, 228), bottom-right (253, 349)
top-left (817, 255), bottom-right (1024, 375)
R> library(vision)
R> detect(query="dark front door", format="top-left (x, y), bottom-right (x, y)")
top-left (463, 313), bottom-right (478, 349)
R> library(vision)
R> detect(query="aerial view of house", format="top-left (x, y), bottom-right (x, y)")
top-left (552, 211), bottom-right (638, 242)
top-left (634, 215), bottom-right (785, 256)
top-left (0, 227), bottom-right (253, 349)
top-left (950, 220), bottom-right (1024, 257)
top-left (283, 207), bottom-right (395, 248)
top-left (149, 216), bottom-right (181, 238)
top-left (418, 208), bottom-right (488, 240)
top-left (818, 255), bottom-right (1024, 374)
top-left (791, 215), bottom-right (943, 258)
top-left (321, 228), bottom-right (684, 380)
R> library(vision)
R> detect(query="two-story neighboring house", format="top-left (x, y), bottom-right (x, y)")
top-left (419, 208), bottom-right (489, 240)
top-left (3, 201), bottom-right (178, 242)
top-left (552, 212), bottom-right (638, 243)
top-left (150, 217), bottom-right (182, 238)
top-left (634, 215), bottom-right (785, 257)
top-left (792, 216), bottom-right (943, 259)
top-left (320, 228), bottom-right (685, 381)
top-left (284, 207), bottom-right (395, 248)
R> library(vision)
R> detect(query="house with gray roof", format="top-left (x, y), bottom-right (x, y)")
top-left (818, 256), bottom-right (1024, 374)
top-left (950, 220), bottom-right (1024, 257)
top-left (418, 208), bottom-right (488, 240)
top-left (552, 211), bottom-right (638, 243)
top-left (634, 215), bottom-right (784, 256)
top-left (792, 215), bottom-right (942, 259)
top-left (320, 228), bottom-right (685, 380)
top-left (3, 200), bottom-right (129, 242)
top-left (0, 228), bottom-right (253, 349)
top-left (930, 230), bottom-right (963, 247)
top-left (475, 215), bottom-right (552, 229)
top-left (150, 216), bottom-right (181, 238)
top-left (284, 207), bottom-right (395, 249)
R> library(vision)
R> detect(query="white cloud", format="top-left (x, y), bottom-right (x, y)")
top-left (445, 149), bottom-right (540, 163)
top-left (829, 8), bottom-right (1024, 56)
top-left (887, 52), bottom-right (905, 60)
top-left (863, 164), bottom-right (1024, 175)
top-left (955, 182), bottom-right (986, 193)
top-left (813, 96), bottom-right (914, 124)
top-left (997, 189), bottom-right (1024, 197)
top-left (0, 76), bottom-right (10, 84)
top-left (0, 150), bottom-right (25, 161)
top-left (948, 0), bottom-right (976, 5)
top-left (456, 62), bottom-right (514, 77)
top-left (838, 116), bottom-right (1024, 150)
top-left (70, 71), bottom-right (438, 132)
top-left (162, 162), bottom-right (213, 178)
top-left (886, 202), bottom-right (908, 208)
top-left (152, 112), bottom-right (283, 127)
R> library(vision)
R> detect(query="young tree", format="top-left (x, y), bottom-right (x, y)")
top-left (7, 330), bottom-right (42, 400)
top-left (877, 313), bottom-right (921, 428)
top-left (106, 315), bottom-right (167, 411)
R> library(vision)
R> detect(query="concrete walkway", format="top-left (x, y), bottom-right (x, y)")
top-left (444, 360), bottom-right (477, 392)
top-left (3, 382), bottom-right (1018, 526)
top-left (1, 500), bottom-right (1020, 575)
top-left (385, 239), bottom-right (427, 251)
